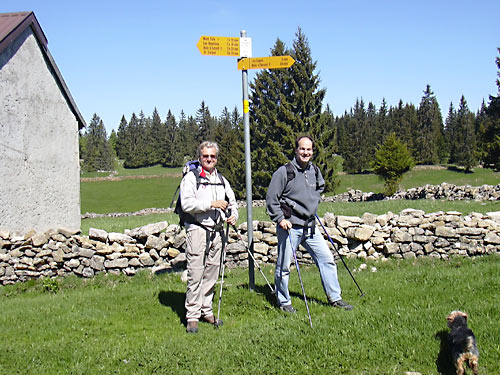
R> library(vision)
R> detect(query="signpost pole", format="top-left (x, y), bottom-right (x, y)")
top-left (240, 29), bottom-right (254, 291)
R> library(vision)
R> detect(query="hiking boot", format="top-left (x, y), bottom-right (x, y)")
top-left (186, 320), bottom-right (198, 334)
top-left (279, 304), bottom-right (297, 313)
top-left (201, 315), bottom-right (223, 327)
top-left (330, 299), bottom-right (354, 310)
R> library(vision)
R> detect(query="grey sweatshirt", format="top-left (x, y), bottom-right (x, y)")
top-left (266, 157), bottom-right (324, 226)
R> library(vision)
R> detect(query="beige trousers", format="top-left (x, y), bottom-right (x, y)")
top-left (185, 227), bottom-right (223, 322)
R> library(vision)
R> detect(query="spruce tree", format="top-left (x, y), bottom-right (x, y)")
top-left (372, 132), bottom-right (414, 196)
top-left (249, 38), bottom-right (293, 199)
top-left (415, 85), bottom-right (444, 165)
top-left (115, 116), bottom-right (129, 160)
top-left (454, 96), bottom-right (477, 171)
top-left (475, 101), bottom-right (489, 164)
top-left (444, 103), bottom-right (457, 163)
top-left (108, 129), bottom-right (118, 158)
top-left (342, 99), bottom-right (368, 173)
top-left (196, 101), bottom-right (216, 143)
top-left (149, 108), bottom-right (164, 165)
top-left (163, 110), bottom-right (182, 167)
top-left (215, 107), bottom-right (245, 198)
top-left (82, 114), bottom-right (113, 172)
top-left (249, 28), bottom-right (335, 198)
top-left (484, 48), bottom-right (500, 170)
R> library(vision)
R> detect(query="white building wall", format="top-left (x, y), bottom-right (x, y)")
top-left (0, 27), bottom-right (81, 233)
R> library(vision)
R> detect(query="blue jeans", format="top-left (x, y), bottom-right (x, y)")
top-left (275, 224), bottom-right (342, 306)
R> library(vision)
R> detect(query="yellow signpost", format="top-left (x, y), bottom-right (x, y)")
top-left (237, 56), bottom-right (295, 70)
top-left (196, 35), bottom-right (240, 56)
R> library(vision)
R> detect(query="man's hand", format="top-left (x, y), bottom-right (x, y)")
top-left (211, 200), bottom-right (228, 210)
top-left (226, 215), bottom-right (236, 226)
top-left (279, 219), bottom-right (292, 230)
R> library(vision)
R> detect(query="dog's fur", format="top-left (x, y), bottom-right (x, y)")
top-left (446, 311), bottom-right (479, 375)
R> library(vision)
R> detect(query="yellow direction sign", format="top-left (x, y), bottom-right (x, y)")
top-left (237, 56), bottom-right (295, 70)
top-left (197, 36), bottom-right (240, 56)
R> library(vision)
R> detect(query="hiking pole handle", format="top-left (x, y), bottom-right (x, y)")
top-left (315, 214), bottom-right (365, 297)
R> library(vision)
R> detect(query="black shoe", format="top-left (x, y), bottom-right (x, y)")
top-left (279, 304), bottom-right (297, 313)
top-left (330, 299), bottom-right (354, 310)
top-left (186, 321), bottom-right (198, 333)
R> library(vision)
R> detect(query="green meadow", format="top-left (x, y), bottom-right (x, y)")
top-left (3, 164), bottom-right (499, 374)
top-left (1, 257), bottom-right (499, 374)
top-left (80, 165), bottom-right (500, 235)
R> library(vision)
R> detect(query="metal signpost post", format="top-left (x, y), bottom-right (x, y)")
top-left (196, 31), bottom-right (295, 291)
top-left (239, 30), bottom-right (255, 290)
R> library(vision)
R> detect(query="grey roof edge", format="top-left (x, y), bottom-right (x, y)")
top-left (0, 11), bottom-right (86, 129)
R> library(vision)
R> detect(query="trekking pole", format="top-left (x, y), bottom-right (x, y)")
top-left (315, 214), bottom-right (364, 297)
top-left (287, 232), bottom-right (313, 328)
top-left (169, 185), bottom-right (180, 209)
top-left (231, 224), bottom-right (275, 294)
top-left (216, 223), bottom-right (230, 328)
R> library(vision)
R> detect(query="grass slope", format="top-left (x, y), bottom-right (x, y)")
top-left (1, 257), bottom-right (499, 374)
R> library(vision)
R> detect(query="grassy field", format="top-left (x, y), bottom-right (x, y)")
top-left (336, 166), bottom-right (500, 196)
top-left (1, 256), bottom-right (499, 374)
top-left (80, 165), bottom-right (500, 235)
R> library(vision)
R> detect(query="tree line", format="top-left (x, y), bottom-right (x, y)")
top-left (80, 29), bottom-right (500, 200)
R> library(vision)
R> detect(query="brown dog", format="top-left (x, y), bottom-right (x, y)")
top-left (446, 311), bottom-right (479, 375)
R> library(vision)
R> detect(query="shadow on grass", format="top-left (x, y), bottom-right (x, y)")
top-left (237, 282), bottom-right (329, 308)
top-left (446, 165), bottom-right (474, 174)
top-left (158, 290), bottom-right (186, 326)
top-left (435, 330), bottom-right (455, 375)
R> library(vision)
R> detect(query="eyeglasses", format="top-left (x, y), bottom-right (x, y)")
top-left (201, 154), bottom-right (217, 159)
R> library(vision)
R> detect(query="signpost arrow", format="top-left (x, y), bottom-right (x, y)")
top-left (196, 35), bottom-right (240, 56)
top-left (237, 56), bottom-right (295, 70)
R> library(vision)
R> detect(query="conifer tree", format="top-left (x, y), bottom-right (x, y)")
top-left (196, 101), bottom-right (216, 143)
top-left (82, 114), bottom-right (113, 172)
top-left (454, 96), bottom-right (477, 171)
top-left (115, 116), bottom-right (129, 160)
top-left (162, 110), bottom-right (182, 167)
top-left (415, 85), bottom-right (444, 164)
top-left (484, 48), bottom-right (500, 170)
top-left (215, 107), bottom-right (245, 198)
top-left (249, 28), bottom-right (335, 198)
top-left (475, 101), bottom-right (489, 164)
top-left (342, 99), bottom-right (368, 173)
top-left (444, 103), bottom-right (457, 163)
top-left (177, 114), bottom-right (199, 161)
top-left (149, 108), bottom-right (164, 165)
top-left (108, 129), bottom-right (118, 158)
top-left (372, 132), bottom-right (414, 196)
top-left (249, 38), bottom-right (293, 199)
top-left (123, 112), bottom-right (146, 168)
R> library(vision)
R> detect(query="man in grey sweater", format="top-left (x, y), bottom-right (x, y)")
top-left (266, 135), bottom-right (353, 312)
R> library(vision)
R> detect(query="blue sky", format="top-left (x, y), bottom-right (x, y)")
top-left (3, 1), bottom-right (500, 133)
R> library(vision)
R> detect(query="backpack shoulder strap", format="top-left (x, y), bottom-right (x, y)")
top-left (285, 162), bottom-right (321, 190)
top-left (312, 163), bottom-right (320, 190)
top-left (285, 162), bottom-right (295, 185)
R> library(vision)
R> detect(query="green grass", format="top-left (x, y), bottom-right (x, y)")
top-left (79, 165), bottom-right (500, 235)
top-left (1, 256), bottom-right (499, 374)
top-left (335, 166), bottom-right (500, 195)
top-left (80, 161), bottom-right (182, 179)
top-left (80, 177), bottom-right (181, 214)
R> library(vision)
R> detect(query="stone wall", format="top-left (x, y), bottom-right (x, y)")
top-left (1, 210), bottom-right (500, 286)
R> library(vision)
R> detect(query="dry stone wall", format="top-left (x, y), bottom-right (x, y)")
top-left (1, 210), bottom-right (500, 286)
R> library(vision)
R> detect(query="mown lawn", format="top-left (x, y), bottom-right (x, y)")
top-left (1, 256), bottom-right (499, 374)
